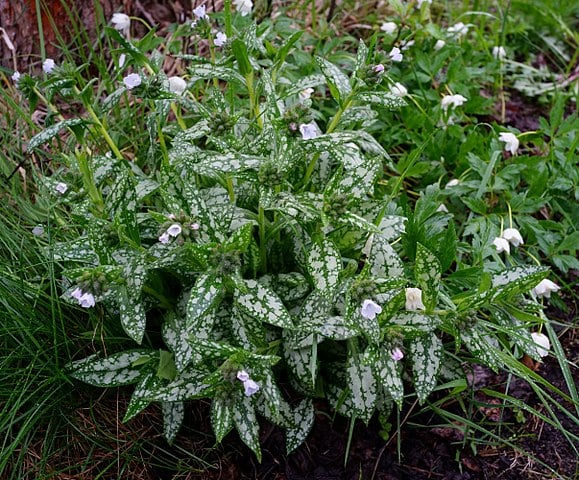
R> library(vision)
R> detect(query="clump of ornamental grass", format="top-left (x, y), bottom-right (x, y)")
top-left (12, 0), bottom-right (575, 462)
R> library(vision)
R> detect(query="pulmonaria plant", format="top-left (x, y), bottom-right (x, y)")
top-left (31, 14), bottom-right (558, 461)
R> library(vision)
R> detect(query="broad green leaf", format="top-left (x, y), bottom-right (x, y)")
top-left (338, 212), bottom-right (381, 233)
top-left (232, 305), bottom-right (267, 349)
top-left (306, 239), bottom-right (341, 293)
top-left (70, 350), bottom-right (156, 387)
top-left (355, 92), bottom-right (406, 110)
top-left (211, 394), bottom-right (234, 443)
top-left (147, 368), bottom-right (214, 401)
top-left (231, 38), bottom-right (253, 76)
top-left (233, 394), bottom-right (262, 462)
top-left (388, 312), bottom-right (441, 333)
top-left (319, 316), bottom-right (358, 341)
top-left (283, 340), bottom-right (317, 394)
top-left (368, 234), bottom-right (404, 278)
top-left (188, 64), bottom-right (246, 85)
top-left (333, 145), bottom-right (381, 198)
top-left (315, 56), bottom-right (352, 103)
top-left (123, 372), bottom-right (163, 422)
top-left (460, 327), bottom-right (501, 371)
top-left (410, 334), bottom-right (442, 403)
top-left (50, 238), bottom-right (99, 264)
top-left (374, 350), bottom-right (404, 404)
top-left (118, 286), bottom-right (147, 344)
top-left (186, 274), bottom-right (223, 329)
top-left (162, 401), bottom-right (184, 444)
top-left (415, 243), bottom-right (441, 310)
top-left (234, 279), bottom-right (293, 329)
top-left (259, 272), bottom-right (310, 304)
top-left (222, 223), bottom-right (254, 253)
top-left (27, 118), bottom-right (85, 150)
top-left (491, 266), bottom-right (549, 300)
top-left (286, 399), bottom-right (315, 454)
top-left (157, 350), bottom-right (177, 381)
top-left (347, 353), bottom-right (377, 424)
top-left (281, 74), bottom-right (326, 98)
top-left (377, 215), bottom-right (407, 242)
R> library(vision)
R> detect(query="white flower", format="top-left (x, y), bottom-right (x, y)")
top-left (242, 378), bottom-right (260, 396)
top-left (532, 279), bottom-right (560, 299)
top-left (389, 82), bottom-right (407, 97)
top-left (391, 347), bottom-right (404, 361)
top-left (299, 87), bottom-right (314, 101)
top-left (447, 22), bottom-right (469, 37)
top-left (492, 237), bottom-right (510, 254)
top-left (530, 332), bottom-right (550, 358)
top-left (158, 231), bottom-right (170, 244)
top-left (299, 122), bottom-right (319, 140)
top-left (123, 73), bottom-right (142, 89)
top-left (400, 39), bottom-right (415, 51)
top-left (441, 94), bottom-right (467, 111)
top-left (445, 178), bottom-right (460, 188)
top-left (236, 370), bottom-right (250, 382)
top-left (78, 292), bottom-right (96, 308)
top-left (166, 223), bottom-right (182, 237)
top-left (118, 53), bottom-right (127, 68)
top-left (502, 228), bottom-right (524, 247)
top-left (214, 32), bottom-right (227, 47)
top-left (11, 70), bottom-right (20, 83)
top-left (434, 39), bottom-right (446, 50)
top-left (71, 287), bottom-right (83, 300)
top-left (360, 299), bottom-right (382, 320)
top-left (55, 182), bottom-right (68, 194)
top-left (168, 76), bottom-right (187, 95)
top-left (111, 13), bottom-right (131, 34)
top-left (498, 132), bottom-right (519, 155)
top-left (193, 5), bottom-right (208, 19)
top-left (373, 64), bottom-right (385, 74)
top-left (389, 47), bottom-right (403, 62)
top-left (380, 22), bottom-right (397, 34)
top-left (437, 204), bottom-right (449, 213)
top-left (405, 288), bottom-right (426, 311)
top-left (416, 0), bottom-right (432, 7)
top-left (32, 225), bottom-right (45, 236)
top-left (233, 0), bottom-right (253, 16)
top-left (42, 58), bottom-right (56, 74)
top-left (492, 46), bottom-right (506, 60)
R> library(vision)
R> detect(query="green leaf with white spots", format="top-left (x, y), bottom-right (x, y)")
top-left (211, 394), bottom-right (234, 443)
top-left (233, 394), bottom-right (262, 462)
top-left (333, 145), bottom-right (382, 198)
top-left (460, 327), bottom-right (501, 371)
top-left (188, 64), bottom-right (246, 85)
top-left (347, 353), bottom-right (377, 424)
top-left (319, 316), bottom-right (358, 341)
top-left (188, 339), bottom-right (239, 363)
top-left (27, 118), bottom-right (86, 150)
top-left (415, 243), bottom-right (441, 311)
top-left (69, 350), bottom-right (156, 387)
top-left (162, 313), bottom-right (202, 371)
top-left (355, 92), bottom-right (406, 110)
top-left (258, 272), bottom-right (310, 304)
top-left (286, 399), bottom-right (315, 454)
top-left (410, 334), bottom-right (442, 403)
top-left (283, 340), bottom-right (317, 394)
top-left (374, 289), bottom-right (405, 323)
top-left (281, 74), bottom-right (326, 99)
top-left (232, 305), bottom-right (267, 349)
top-left (368, 234), bottom-right (404, 279)
top-left (50, 238), bottom-right (99, 264)
top-left (123, 372), bottom-right (164, 422)
top-left (222, 222), bottom-right (254, 253)
top-left (186, 274), bottom-right (223, 329)
top-left (162, 401), bottom-right (184, 444)
top-left (180, 183), bottom-right (224, 242)
top-left (234, 279), bottom-right (293, 329)
top-left (306, 239), bottom-right (341, 294)
top-left (377, 215), bottom-right (407, 242)
top-left (374, 350), bottom-right (404, 405)
top-left (338, 211), bottom-right (381, 233)
top-left (117, 286), bottom-right (147, 344)
top-left (491, 266), bottom-right (548, 301)
top-left (388, 312), bottom-right (441, 333)
top-left (147, 368), bottom-right (215, 401)
top-left (254, 370), bottom-right (295, 428)
top-left (315, 56), bottom-right (351, 103)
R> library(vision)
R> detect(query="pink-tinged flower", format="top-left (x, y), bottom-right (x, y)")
top-left (158, 232), bottom-right (170, 244)
top-left (299, 122), bottom-right (319, 140)
top-left (391, 347), bottom-right (404, 361)
top-left (123, 73), bottom-right (141, 89)
top-left (11, 71), bottom-right (20, 83)
top-left (532, 279), bottom-right (560, 299)
top-left (71, 287), bottom-right (84, 300)
top-left (168, 76), bottom-right (187, 95)
top-left (492, 237), bottom-right (510, 254)
top-left (441, 94), bottom-right (467, 111)
top-left (55, 182), bottom-right (68, 194)
top-left (214, 32), bottom-right (227, 47)
top-left (190, 222), bottom-right (200, 230)
top-left (501, 228), bottom-right (523, 247)
top-left (380, 22), bottom-right (397, 34)
top-left (389, 47), bottom-right (403, 62)
top-left (492, 46), bottom-right (506, 60)
top-left (530, 332), bottom-right (550, 357)
top-left (166, 223), bottom-right (182, 237)
top-left (498, 132), bottom-right (519, 155)
top-left (361, 299), bottom-right (382, 320)
top-left (373, 64), bottom-right (385, 74)
top-left (405, 288), bottom-right (425, 311)
top-left (43, 58), bottom-right (56, 74)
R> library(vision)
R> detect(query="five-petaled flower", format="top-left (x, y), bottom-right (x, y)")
top-left (373, 64), bottom-right (385, 74)
top-left (532, 279), bottom-right (560, 299)
top-left (168, 76), bottom-right (187, 95)
top-left (299, 122), bottom-right (319, 140)
top-left (236, 370), bottom-right (260, 396)
top-left (111, 13), bottom-right (131, 34)
top-left (502, 228), bottom-right (523, 247)
top-left (389, 47), bottom-right (403, 62)
top-left (498, 132), bottom-right (519, 155)
top-left (391, 347), bottom-right (404, 361)
top-left (405, 288), bottom-right (425, 311)
top-left (71, 287), bottom-right (96, 308)
top-left (530, 332), bottom-right (550, 358)
top-left (441, 94), bottom-right (467, 111)
top-left (214, 32), bottom-right (227, 47)
top-left (55, 182), bottom-right (68, 194)
top-left (380, 22), bottom-right (397, 34)
top-left (361, 299), bottom-right (382, 320)
top-left (123, 73), bottom-right (142, 89)
top-left (233, 0), bottom-right (253, 16)
top-left (492, 237), bottom-right (510, 254)
top-left (43, 58), bottom-right (56, 74)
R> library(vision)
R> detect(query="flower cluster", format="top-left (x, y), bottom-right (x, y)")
top-left (492, 227), bottom-right (524, 255)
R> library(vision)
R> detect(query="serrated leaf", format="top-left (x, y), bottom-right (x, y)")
top-left (415, 243), bottom-right (441, 311)
top-left (234, 279), bottom-right (293, 329)
top-left (211, 394), bottom-right (234, 443)
top-left (69, 350), bottom-right (155, 387)
top-left (306, 239), bottom-right (341, 294)
top-left (162, 401), bottom-right (184, 444)
top-left (315, 56), bottom-right (351, 103)
top-left (347, 353), bottom-right (377, 424)
top-left (233, 394), bottom-right (262, 462)
top-left (186, 274), bottom-right (223, 329)
top-left (491, 266), bottom-right (549, 300)
top-left (410, 334), bottom-right (442, 403)
top-left (286, 399), bottom-right (315, 454)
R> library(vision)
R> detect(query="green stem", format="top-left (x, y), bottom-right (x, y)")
top-left (246, 72), bottom-right (263, 130)
top-left (258, 205), bottom-right (267, 273)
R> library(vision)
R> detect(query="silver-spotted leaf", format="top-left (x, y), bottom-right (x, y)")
top-left (233, 394), bottom-right (262, 462)
top-left (286, 399), bottom-right (315, 454)
top-left (234, 279), bottom-right (293, 329)
top-left (415, 243), bottom-right (441, 311)
top-left (410, 334), bottom-right (442, 403)
top-left (162, 401), bottom-right (184, 444)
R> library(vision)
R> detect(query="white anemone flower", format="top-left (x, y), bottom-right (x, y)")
top-left (492, 46), bottom-right (506, 60)
top-left (389, 82), bottom-right (408, 97)
top-left (530, 332), bottom-right (550, 358)
top-left (360, 299), bottom-right (382, 320)
top-left (391, 347), bottom-right (404, 361)
top-left (441, 94), bottom-right (467, 111)
top-left (111, 13), bottom-right (131, 34)
top-left (532, 279), bottom-right (560, 299)
top-left (502, 228), bottom-right (524, 247)
top-left (42, 58), bottom-right (56, 74)
top-left (233, 0), bottom-right (253, 16)
top-left (405, 288), bottom-right (426, 311)
top-left (168, 76), bottom-right (187, 95)
top-left (498, 132), bottom-right (519, 155)
top-left (299, 122), bottom-right (319, 140)
top-left (380, 22), bottom-right (397, 34)
top-left (389, 47), bottom-right (403, 62)
top-left (492, 237), bottom-right (510, 254)
top-left (123, 73), bottom-right (142, 89)
top-left (214, 32), bottom-right (227, 47)
top-left (55, 182), bottom-right (68, 194)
